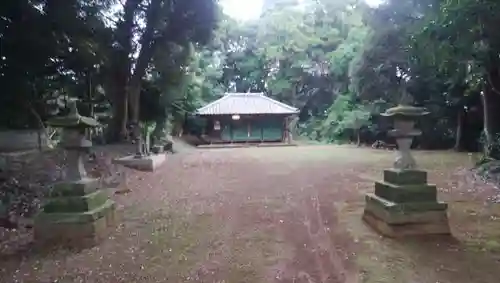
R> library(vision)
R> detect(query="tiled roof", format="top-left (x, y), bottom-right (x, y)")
top-left (195, 93), bottom-right (299, 115)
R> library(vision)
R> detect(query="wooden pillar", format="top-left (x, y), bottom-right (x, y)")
top-left (247, 119), bottom-right (251, 144)
top-left (284, 116), bottom-right (292, 144)
top-left (230, 119), bottom-right (233, 143)
top-left (260, 117), bottom-right (264, 144)
top-left (283, 116), bottom-right (288, 143)
top-left (209, 118), bottom-right (212, 145)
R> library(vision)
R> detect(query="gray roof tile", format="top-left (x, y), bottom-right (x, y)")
top-left (196, 93), bottom-right (299, 115)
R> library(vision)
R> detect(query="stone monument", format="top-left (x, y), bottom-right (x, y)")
top-left (362, 104), bottom-right (451, 237)
top-left (34, 101), bottom-right (116, 248)
top-left (112, 122), bottom-right (166, 171)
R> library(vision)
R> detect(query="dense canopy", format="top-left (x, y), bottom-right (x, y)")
top-left (1, 0), bottom-right (500, 158)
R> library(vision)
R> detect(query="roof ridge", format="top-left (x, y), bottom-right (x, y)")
top-left (225, 92), bottom-right (264, 96)
top-left (257, 94), bottom-right (299, 112)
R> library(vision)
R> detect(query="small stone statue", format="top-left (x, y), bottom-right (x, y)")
top-left (142, 124), bottom-right (151, 156)
top-left (127, 122), bottom-right (144, 158)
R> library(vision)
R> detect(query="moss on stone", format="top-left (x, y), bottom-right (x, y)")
top-left (43, 189), bottom-right (109, 213)
top-left (383, 169), bottom-right (427, 185)
top-left (374, 181), bottom-right (437, 203)
top-left (49, 178), bottom-right (100, 197)
top-left (36, 199), bottom-right (115, 224)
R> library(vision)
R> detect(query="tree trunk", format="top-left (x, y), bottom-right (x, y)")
top-left (453, 108), bottom-right (464, 151)
top-left (128, 0), bottom-right (163, 125)
top-left (105, 63), bottom-right (130, 142)
top-left (104, 0), bottom-right (140, 142)
top-left (107, 89), bottom-right (129, 142)
top-left (481, 73), bottom-right (500, 159)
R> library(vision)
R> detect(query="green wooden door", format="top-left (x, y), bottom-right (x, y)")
top-left (231, 122), bottom-right (248, 142)
top-left (221, 122), bottom-right (231, 141)
top-left (262, 118), bottom-right (283, 141)
top-left (248, 120), bottom-right (263, 141)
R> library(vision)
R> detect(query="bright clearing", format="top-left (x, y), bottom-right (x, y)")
top-left (221, 0), bottom-right (385, 21)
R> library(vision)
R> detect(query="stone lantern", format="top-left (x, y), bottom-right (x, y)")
top-left (34, 101), bottom-right (116, 248)
top-left (383, 105), bottom-right (429, 170)
top-left (362, 104), bottom-right (450, 237)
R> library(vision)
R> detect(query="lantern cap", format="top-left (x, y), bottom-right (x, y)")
top-left (47, 100), bottom-right (100, 128)
top-left (381, 104), bottom-right (429, 117)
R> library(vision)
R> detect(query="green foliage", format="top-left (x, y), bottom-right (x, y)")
top-left (300, 93), bottom-right (371, 143)
top-left (200, 0), bottom-right (495, 151)
top-left (3, 0), bottom-right (500, 154)
top-left (334, 0), bottom-right (491, 150)
top-left (201, 0), bottom-right (372, 144)
top-left (0, 0), bottom-right (219, 136)
top-left (0, 0), bottom-right (111, 129)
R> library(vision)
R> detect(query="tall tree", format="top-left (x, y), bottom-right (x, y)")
top-left (104, 0), bottom-right (219, 141)
top-left (0, 0), bottom-right (111, 129)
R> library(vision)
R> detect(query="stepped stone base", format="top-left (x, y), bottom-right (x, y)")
top-left (112, 154), bottom-right (166, 172)
top-left (362, 194), bottom-right (450, 237)
top-left (34, 178), bottom-right (117, 249)
top-left (362, 169), bottom-right (451, 237)
top-left (362, 211), bottom-right (450, 237)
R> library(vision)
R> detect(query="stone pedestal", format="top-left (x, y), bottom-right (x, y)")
top-left (151, 145), bottom-right (164, 154)
top-left (34, 178), bottom-right (116, 248)
top-left (112, 154), bottom-right (166, 172)
top-left (362, 169), bottom-right (450, 237)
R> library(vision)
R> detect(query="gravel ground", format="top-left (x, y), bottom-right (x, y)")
top-left (0, 145), bottom-right (499, 283)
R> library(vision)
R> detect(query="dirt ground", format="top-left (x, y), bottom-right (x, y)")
top-left (1, 145), bottom-right (500, 283)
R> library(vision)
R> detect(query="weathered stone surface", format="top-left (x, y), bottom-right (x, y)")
top-left (36, 101), bottom-right (115, 249)
top-left (34, 201), bottom-right (116, 249)
top-left (363, 103), bottom-right (449, 236)
top-left (49, 178), bottom-right (100, 197)
top-left (383, 169), bottom-right (427, 185)
top-left (362, 210), bottom-right (450, 237)
top-left (47, 100), bottom-right (100, 129)
top-left (381, 104), bottom-right (429, 118)
top-left (364, 194), bottom-right (447, 224)
top-left (112, 154), bottom-right (166, 172)
top-left (43, 190), bottom-right (109, 213)
top-left (365, 193), bottom-right (447, 213)
top-left (36, 199), bottom-right (115, 224)
top-left (374, 181), bottom-right (437, 203)
top-left (151, 145), bottom-right (164, 154)
top-left (363, 191), bottom-right (450, 237)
